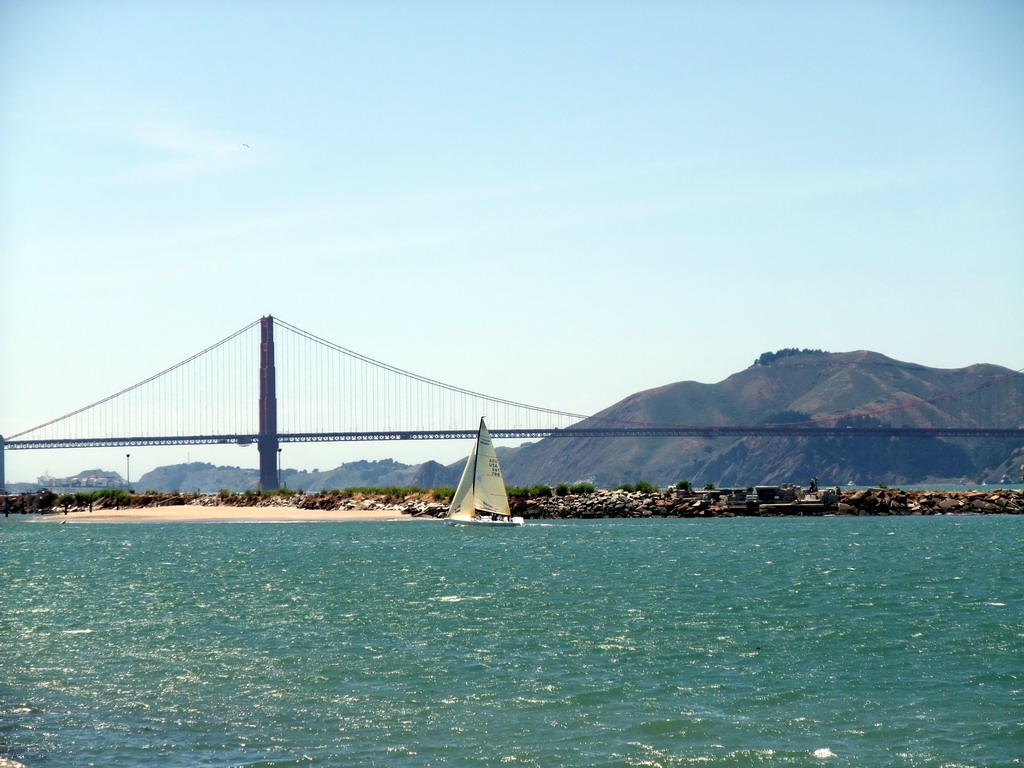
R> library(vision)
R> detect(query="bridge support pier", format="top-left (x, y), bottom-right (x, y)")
top-left (258, 316), bottom-right (280, 491)
top-left (258, 435), bottom-right (279, 491)
top-left (0, 435), bottom-right (5, 493)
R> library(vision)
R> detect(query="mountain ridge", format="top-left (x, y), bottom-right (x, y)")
top-left (499, 350), bottom-right (1023, 487)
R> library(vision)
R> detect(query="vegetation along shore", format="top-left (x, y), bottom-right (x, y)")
top-left (4, 484), bottom-right (1023, 520)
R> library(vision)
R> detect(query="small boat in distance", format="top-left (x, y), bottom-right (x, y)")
top-left (446, 418), bottom-right (524, 527)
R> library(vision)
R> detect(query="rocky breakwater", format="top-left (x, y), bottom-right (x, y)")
top-left (7, 488), bottom-right (1022, 519)
top-left (296, 492), bottom-right (449, 517)
top-left (837, 488), bottom-right (1024, 516)
top-left (508, 489), bottom-right (724, 520)
top-left (496, 488), bottom-right (1024, 520)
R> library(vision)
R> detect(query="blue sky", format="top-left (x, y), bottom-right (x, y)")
top-left (2, 0), bottom-right (1022, 482)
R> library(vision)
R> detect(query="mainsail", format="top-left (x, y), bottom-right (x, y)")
top-left (447, 418), bottom-right (511, 520)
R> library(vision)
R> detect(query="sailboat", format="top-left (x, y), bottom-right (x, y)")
top-left (446, 418), bottom-right (525, 526)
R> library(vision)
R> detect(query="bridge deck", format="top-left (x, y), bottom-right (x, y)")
top-left (6, 425), bottom-right (1023, 450)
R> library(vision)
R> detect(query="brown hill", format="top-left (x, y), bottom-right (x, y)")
top-left (500, 350), bottom-right (1024, 488)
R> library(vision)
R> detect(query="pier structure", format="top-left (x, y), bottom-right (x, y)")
top-left (258, 316), bottom-right (279, 491)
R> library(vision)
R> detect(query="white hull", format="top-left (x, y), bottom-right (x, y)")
top-left (445, 516), bottom-right (525, 527)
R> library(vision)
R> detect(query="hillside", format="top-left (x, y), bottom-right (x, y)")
top-left (499, 350), bottom-right (1024, 488)
top-left (136, 459), bottom-right (455, 494)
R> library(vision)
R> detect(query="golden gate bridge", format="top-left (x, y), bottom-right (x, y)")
top-left (3, 316), bottom-right (1022, 490)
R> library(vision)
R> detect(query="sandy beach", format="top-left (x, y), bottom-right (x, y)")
top-left (21, 504), bottom-right (422, 524)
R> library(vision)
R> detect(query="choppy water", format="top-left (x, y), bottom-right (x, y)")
top-left (2, 517), bottom-right (1021, 767)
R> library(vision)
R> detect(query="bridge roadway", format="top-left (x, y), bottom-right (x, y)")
top-left (6, 425), bottom-right (1024, 451)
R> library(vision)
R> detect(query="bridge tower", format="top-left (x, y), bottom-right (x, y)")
top-left (258, 315), bottom-right (280, 490)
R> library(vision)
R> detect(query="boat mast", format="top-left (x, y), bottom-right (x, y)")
top-left (471, 417), bottom-right (483, 515)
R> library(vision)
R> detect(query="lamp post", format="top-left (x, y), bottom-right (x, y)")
top-left (126, 453), bottom-right (131, 492)
top-left (278, 448), bottom-right (283, 490)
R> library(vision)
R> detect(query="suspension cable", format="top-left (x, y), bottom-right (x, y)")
top-left (9, 319), bottom-right (261, 438)
top-left (273, 317), bottom-right (589, 421)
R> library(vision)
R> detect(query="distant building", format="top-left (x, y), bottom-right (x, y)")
top-left (37, 471), bottom-right (124, 490)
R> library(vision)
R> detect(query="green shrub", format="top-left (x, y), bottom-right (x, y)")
top-left (329, 486), bottom-right (425, 499)
top-left (98, 489), bottom-right (131, 505)
top-left (569, 482), bottom-right (596, 495)
top-left (613, 481), bottom-right (658, 493)
top-left (506, 485), bottom-right (553, 499)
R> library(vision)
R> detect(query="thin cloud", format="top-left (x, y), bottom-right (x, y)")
top-left (116, 120), bottom-right (257, 182)
top-left (12, 79), bottom-right (260, 183)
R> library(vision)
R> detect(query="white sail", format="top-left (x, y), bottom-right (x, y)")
top-left (447, 418), bottom-right (511, 520)
top-left (448, 433), bottom-right (478, 521)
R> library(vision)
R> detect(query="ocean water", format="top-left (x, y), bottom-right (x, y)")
top-left (2, 517), bottom-right (1021, 768)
